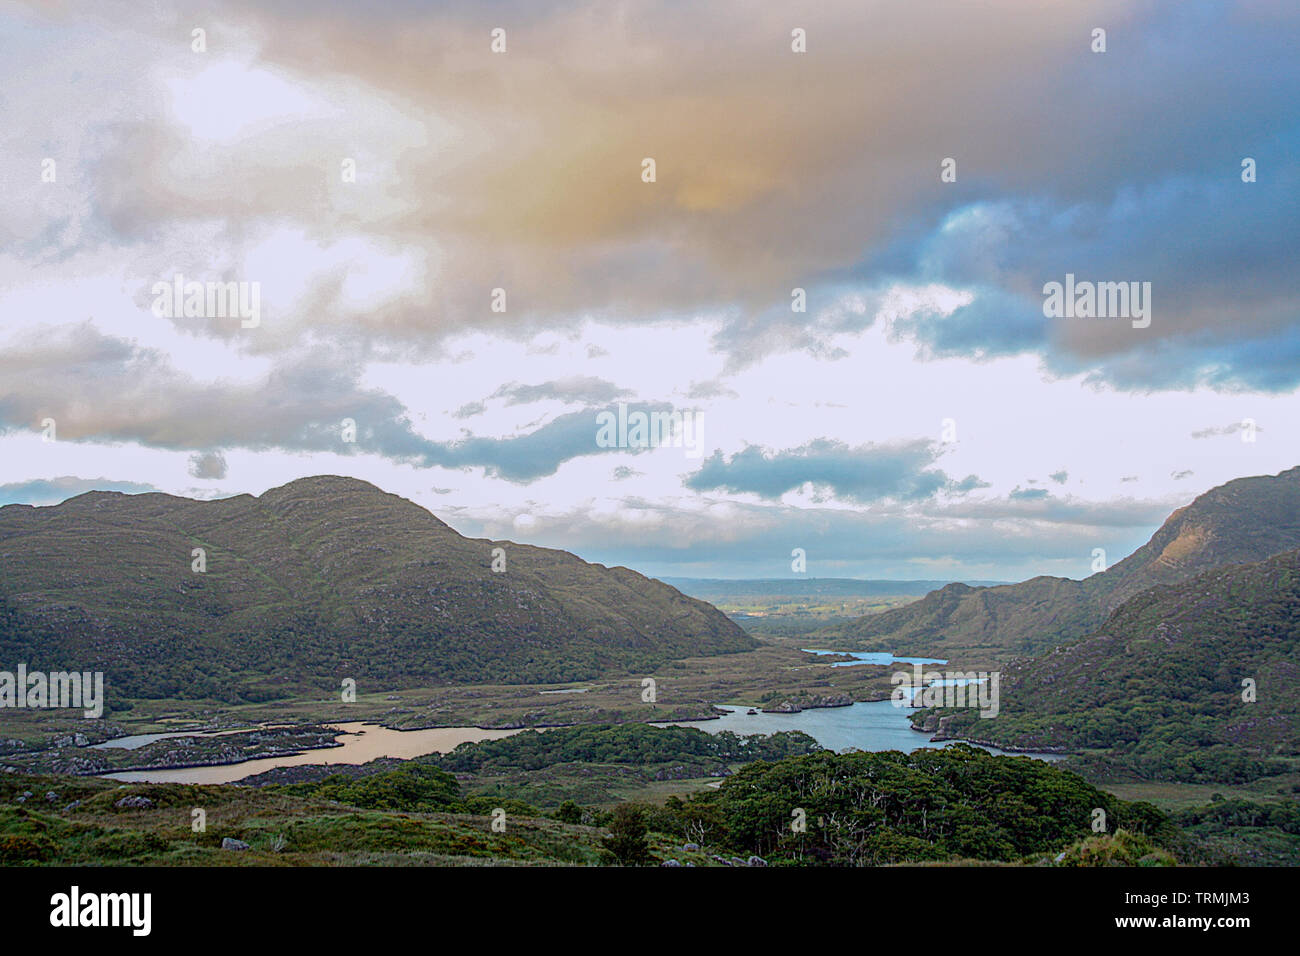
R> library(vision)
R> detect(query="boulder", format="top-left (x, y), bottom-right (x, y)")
top-left (221, 838), bottom-right (251, 851)
top-left (114, 795), bottom-right (155, 809)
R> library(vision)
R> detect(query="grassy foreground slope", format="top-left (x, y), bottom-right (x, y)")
top-left (0, 727), bottom-right (1182, 866)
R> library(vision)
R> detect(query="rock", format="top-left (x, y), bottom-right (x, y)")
top-left (221, 838), bottom-right (251, 851)
top-left (763, 693), bottom-right (854, 714)
top-left (661, 859), bottom-right (681, 867)
top-left (682, 843), bottom-right (700, 852)
top-left (114, 795), bottom-right (155, 809)
top-left (748, 855), bottom-right (767, 867)
top-left (710, 854), bottom-right (732, 866)
top-left (763, 701), bottom-right (803, 714)
top-left (730, 857), bottom-right (747, 867)
top-left (16, 790), bottom-right (32, 803)
top-left (45, 791), bottom-right (58, 803)
top-left (62, 801), bottom-right (81, 812)
top-left (1054, 852), bottom-right (1066, 863)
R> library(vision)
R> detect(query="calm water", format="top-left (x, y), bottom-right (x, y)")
top-left (102, 722), bottom-right (524, 784)
top-left (92, 727), bottom-right (281, 750)
top-left (98, 647), bottom-right (1060, 782)
top-left (801, 649), bottom-right (948, 668)
top-left (656, 703), bottom-right (1064, 762)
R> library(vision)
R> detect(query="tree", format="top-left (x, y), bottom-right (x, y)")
top-left (555, 800), bottom-right (583, 825)
top-left (602, 804), bottom-right (651, 866)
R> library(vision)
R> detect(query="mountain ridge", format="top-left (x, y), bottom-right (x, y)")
top-left (0, 476), bottom-right (756, 701)
top-left (816, 466), bottom-right (1300, 659)
top-left (915, 545), bottom-right (1300, 782)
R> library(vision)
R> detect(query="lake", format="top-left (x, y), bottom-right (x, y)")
top-left (99, 647), bottom-right (1062, 783)
top-left (102, 721), bottom-right (524, 785)
top-left (800, 649), bottom-right (949, 668)
top-left (656, 702), bottom-right (1064, 762)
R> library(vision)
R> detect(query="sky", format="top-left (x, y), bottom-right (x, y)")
top-left (1, 0), bottom-right (1297, 581)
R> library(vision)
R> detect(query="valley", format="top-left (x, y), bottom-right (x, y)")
top-left (2, 467), bottom-right (1299, 867)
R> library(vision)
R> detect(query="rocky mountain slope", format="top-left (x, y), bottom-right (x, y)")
top-left (0, 476), bottom-right (755, 701)
top-left (914, 547), bottom-right (1300, 783)
top-left (817, 466), bottom-right (1300, 660)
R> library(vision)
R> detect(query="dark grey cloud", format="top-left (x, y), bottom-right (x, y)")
top-left (684, 439), bottom-right (981, 504)
top-left (419, 407), bottom-right (662, 482)
top-left (877, 175), bottom-right (1300, 390)
top-left (1009, 486), bottom-right (1050, 501)
top-left (187, 450), bottom-right (228, 479)
top-left (889, 285), bottom-right (1048, 362)
top-left (0, 325), bottom-right (659, 484)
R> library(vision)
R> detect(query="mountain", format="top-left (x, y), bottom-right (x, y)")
top-left (816, 466), bottom-right (1300, 660)
top-left (914, 547), bottom-right (1300, 783)
top-left (657, 578), bottom-right (1008, 599)
top-left (0, 476), bottom-right (755, 701)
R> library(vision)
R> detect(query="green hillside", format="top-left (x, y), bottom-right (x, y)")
top-left (914, 549), bottom-right (1300, 784)
top-left (816, 466), bottom-right (1300, 660)
top-left (0, 476), bottom-right (755, 700)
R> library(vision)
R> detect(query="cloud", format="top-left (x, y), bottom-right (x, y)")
top-left (453, 401), bottom-right (487, 420)
top-left (1009, 486), bottom-right (1050, 501)
top-left (13, 0), bottom-right (1293, 392)
top-left (490, 377), bottom-right (631, 407)
top-left (188, 450), bottom-right (228, 479)
top-left (684, 439), bottom-right (978, 503)
top-left (686, 379), bottom-right (739, 401)
top-left (1191, 421), bottom-right (1262, 439)
top-left (447, 491), bottom-right (1179, 581)
top-left (0, 324), bottom-right (656, 483)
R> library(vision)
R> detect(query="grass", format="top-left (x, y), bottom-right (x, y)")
top-left (0, 773), bottom-right (620, 866)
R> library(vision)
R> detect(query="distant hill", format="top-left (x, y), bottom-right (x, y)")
top-left (817, 466), bottom-right (1300, 659)
top-left (916, 547), bottom-right (1300, 783)
top-left (0, 477), bottom-right (755, 701)
top-left (656, 578), bottom-right (1007, 600)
